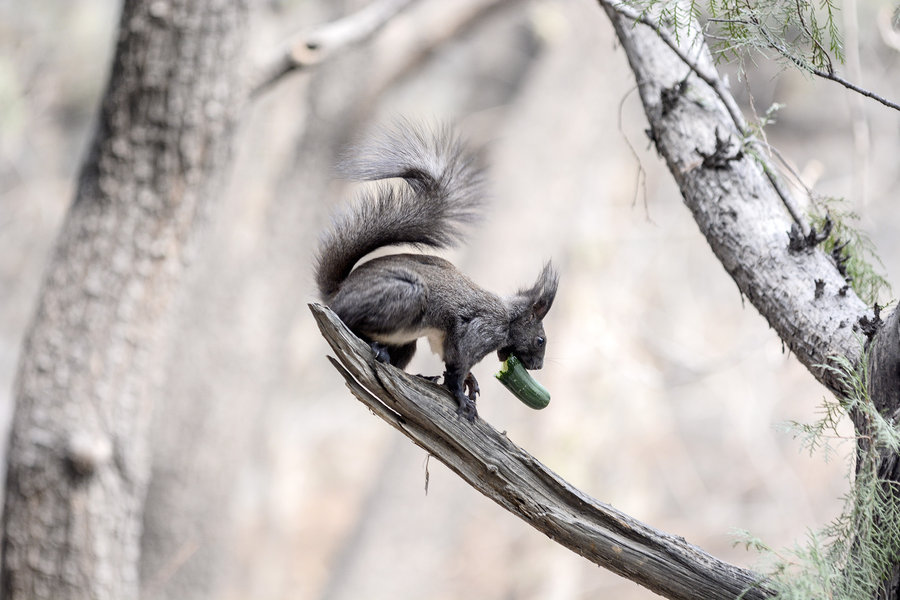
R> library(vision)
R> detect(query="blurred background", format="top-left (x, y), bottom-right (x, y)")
top-left (1, 0), bottom-right (899, 598)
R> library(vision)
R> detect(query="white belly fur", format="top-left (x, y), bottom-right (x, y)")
top-left (371, 327), bottom-right (446, 359)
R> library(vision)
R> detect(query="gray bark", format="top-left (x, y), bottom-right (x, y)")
top-left (311, 302), bottom-right (774, 600)
top-left (601, 5), bottom-right (900, 597)
top-left (599, 4), bottom-right (873, 395)
top-left (864, 306), bottom-right (900, 598)
top-left (0, 1), bottom-right (247, 598)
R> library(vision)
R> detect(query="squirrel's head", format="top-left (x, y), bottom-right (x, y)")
top-left (499, 262), bottom-right (559, 370)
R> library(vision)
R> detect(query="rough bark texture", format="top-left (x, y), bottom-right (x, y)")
top-left (601, 4), bottom-right (900, 597)
top-left (865, 306), bottom-right (900, 598)
top-left (867, 307), bottom-right (900, 447)
top-left (0, 1), bottom-right (247, 598)
top-left (311, 303), bottom-right (775, 600)
top-left (600, 3), bottom-right (873, 396)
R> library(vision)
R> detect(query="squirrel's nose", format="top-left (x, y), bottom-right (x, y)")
top-left (526, 357), bottom-right (543, 370)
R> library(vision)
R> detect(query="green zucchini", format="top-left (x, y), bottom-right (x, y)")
top-left (495, 355), bottom-right (550, 410)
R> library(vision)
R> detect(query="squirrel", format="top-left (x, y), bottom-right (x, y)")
top-left (314, 122), bottom-right (558, 421)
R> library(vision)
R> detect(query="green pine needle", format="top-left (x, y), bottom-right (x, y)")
top-left (737, 350), bottom-right (900, 599)
top-left (621, 0), bottom-right (845, 73)
top-left (809, 197), bottom-right (892, 306)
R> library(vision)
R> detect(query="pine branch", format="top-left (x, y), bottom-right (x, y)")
top-left (742, 11), bottom-right (900, 113)
top-left (310, 303), bottom-right (774, 600)
top-left (696, 9), bottom-right (899, 113)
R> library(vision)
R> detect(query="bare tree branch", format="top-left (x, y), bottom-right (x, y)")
top-left (808, 68), bottom-right (900, 114)
top-left (250, 0), bottom-right (419, 98)
top-left (310, 303), bottom-right (774, 600)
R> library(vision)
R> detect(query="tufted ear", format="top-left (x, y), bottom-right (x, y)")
top-left (510, 261), bottom-right (558, 320)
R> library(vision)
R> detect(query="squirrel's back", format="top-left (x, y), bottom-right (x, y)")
top-left (314, 122), bottom-right (485, 300)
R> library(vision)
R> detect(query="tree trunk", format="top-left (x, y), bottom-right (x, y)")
top-left (598, 2), bottom-right (870, 395)
top-left (599, 4), bottom-right (900, 596)
top-left (0, 1), bottom-right (247, 598)
top-left (864, 306), bottom-right (900, 598)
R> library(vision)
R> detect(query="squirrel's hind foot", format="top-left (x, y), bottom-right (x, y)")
top-left (370, 341), bottom-right (391, 363)
top-left (463, 372), bottom-right (480, 402)
top-left (455, 395), bottom-right (478, 421)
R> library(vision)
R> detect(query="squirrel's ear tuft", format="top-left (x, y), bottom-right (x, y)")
top-left (531, 261), bottom-right (559, 319)
top-left (515, 261), bottom-right (558, 320)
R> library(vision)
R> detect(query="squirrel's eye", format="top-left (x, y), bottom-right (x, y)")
top-left (536, 336), bottom-right (545, 347)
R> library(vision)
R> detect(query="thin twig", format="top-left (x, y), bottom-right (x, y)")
top-left (740, 78), bottom-right (818, 211)
top-left (249, 0), bottom-right (419, 98)
top-left (810, 69), bottom-right (900, 113)
top-left (709, 9), bottom-right (900, 113)
top-left (617, 85), bottom-right (652, 220)
top-left (761, 141), bottom-right (816, 198)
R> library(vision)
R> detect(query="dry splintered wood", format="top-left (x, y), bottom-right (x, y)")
top-left (310, 303), bottom-right (773, 600)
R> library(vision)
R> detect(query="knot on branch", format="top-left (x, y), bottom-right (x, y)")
top-left (696, 128), bottom-right (743, 170)
top-left (66, 431), bottom-right (113, 477)
top-left (787, 215), bottom-right (832, 253)
top-left (660, 77), bottom-right (688, 117)
top-left (814, 279), bottom-right (826, 299)
top-left (645, 126), bottom-right (659, 153)
top-left (856, 303), bottom-right (885, 343)
top-left (830, 238), bottom-right (850, 279)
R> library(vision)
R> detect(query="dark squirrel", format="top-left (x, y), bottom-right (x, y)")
top-left (315, 122), bottom-right (558, 420)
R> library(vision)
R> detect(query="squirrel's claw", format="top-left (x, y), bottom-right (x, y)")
top-left (455, 394), bottom-right (478, 421)
top-left (463, 372), bottom-right (480, 402)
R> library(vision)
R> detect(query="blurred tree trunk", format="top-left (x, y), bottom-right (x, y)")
top-left (0, 0), bottom-right (247, 598)
top-left (140, 1), bottom-right (529, 596)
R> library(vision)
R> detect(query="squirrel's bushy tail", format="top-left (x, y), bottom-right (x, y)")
top-left (315, 121), bottom-right (485, 299)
